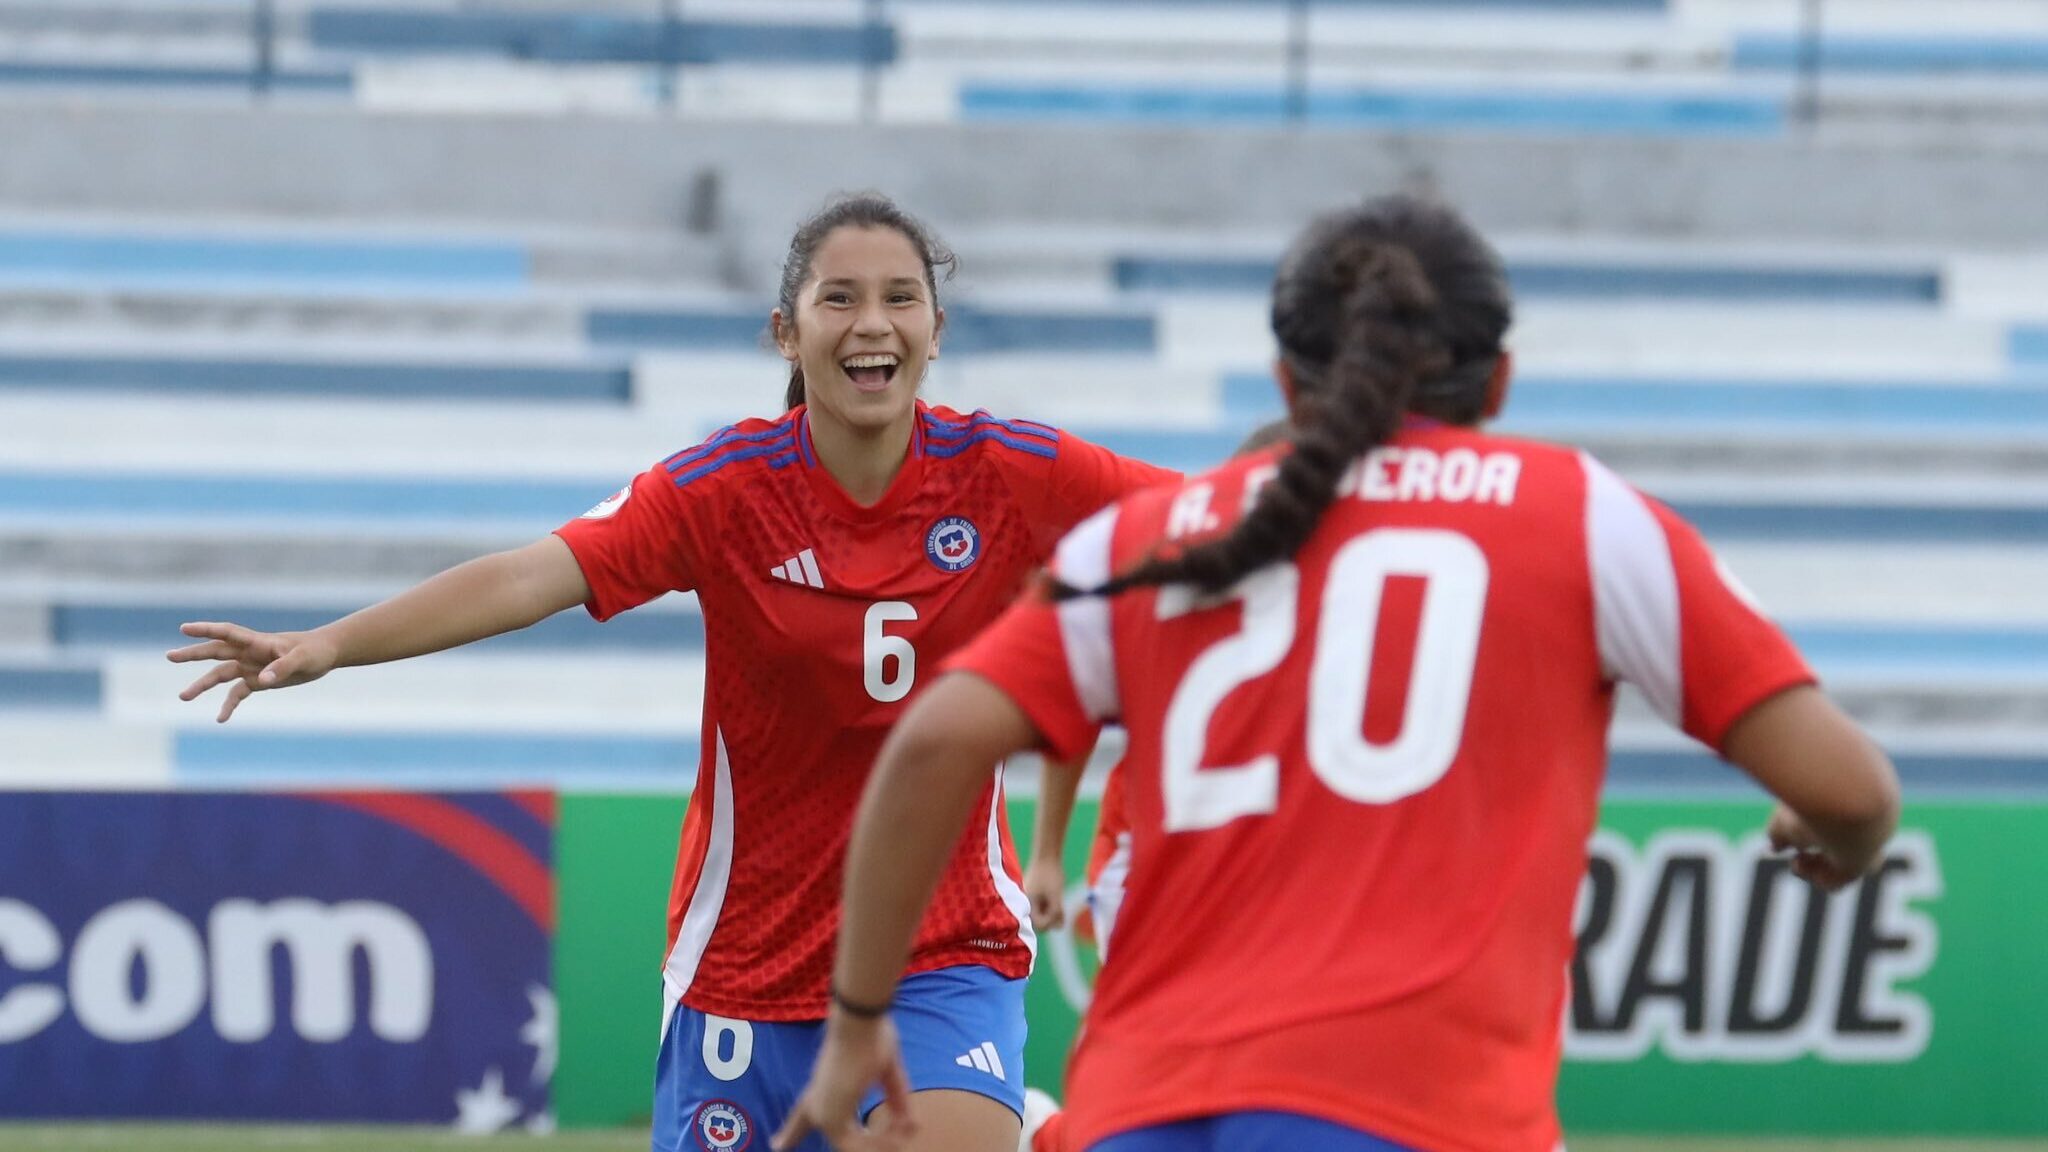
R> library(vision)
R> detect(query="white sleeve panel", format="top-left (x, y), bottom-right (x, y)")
top-left (1053, 505), bottom-right (1121, 723)
top-left (1579, 452), bottom-right (1683, 727)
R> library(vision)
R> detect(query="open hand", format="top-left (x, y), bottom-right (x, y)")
top-left (167, 621), bottom-right (339, 723)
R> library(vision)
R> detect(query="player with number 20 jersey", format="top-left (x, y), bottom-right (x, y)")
top-left (955, 424), bottom-right (1813, 1150)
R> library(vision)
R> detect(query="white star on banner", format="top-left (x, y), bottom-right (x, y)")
top-left (522, 984), bottom-right (559, 1085)
top-left (526, 1111), bottom-right (558, 1135)
top-left (454, 1066), bottom-right (522, 1134)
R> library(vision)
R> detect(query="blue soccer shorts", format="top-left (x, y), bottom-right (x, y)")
top-left (1088, 1112), bottom-right (1417, 1152)
top-left (651, 964), bottom-right (1027, 1152)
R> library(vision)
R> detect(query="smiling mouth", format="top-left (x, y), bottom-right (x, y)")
top-left (842, 353), bottom-right (900, 391)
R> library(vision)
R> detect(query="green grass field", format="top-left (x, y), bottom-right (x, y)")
top-left (0, 1130), bottom-right (2042, 1152)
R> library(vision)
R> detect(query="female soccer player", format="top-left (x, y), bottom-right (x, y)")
top-left (168, 194), bottom-right (1176, 1152)
top-left (1021, 418), bottom-right (1292, 961)
top-left (776, 193), bottom-right (1901, 1152)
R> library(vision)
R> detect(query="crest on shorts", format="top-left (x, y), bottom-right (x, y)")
top-left (693, 1099), bottom-right (753, 1151)
top-left (926, 516), bottom-right (981, 573)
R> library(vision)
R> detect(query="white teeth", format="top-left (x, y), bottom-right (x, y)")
top-left (842, 354), bottom-right (899, 369)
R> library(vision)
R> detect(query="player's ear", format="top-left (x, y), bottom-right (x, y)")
top-left (771, 309), bottom-right (799, 362)
top-left (928, 304), bottom-right (945, 361)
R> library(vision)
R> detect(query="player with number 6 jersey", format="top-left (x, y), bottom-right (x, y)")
top-left (555, 396), bottom-right (1167, 1021)
top-left (170, 193), bottom-right (1174, 1152)
top-left (779, 194), bottom-right (1900, 1152)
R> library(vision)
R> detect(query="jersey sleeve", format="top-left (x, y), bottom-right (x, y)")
top-left (1025, 431), bottom-right (1179, 550)
top-left (552, 461), bottom-right (701, 622)
top-left (944, 505), bottom-right (1123, 764)
top-left (1580, 453), bottom-right (1816, 751)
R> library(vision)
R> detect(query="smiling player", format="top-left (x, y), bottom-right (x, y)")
top-left (778, 194), bottom-right (1900, 1152)
top-left (169, 193), bottom-right (1177, 1152)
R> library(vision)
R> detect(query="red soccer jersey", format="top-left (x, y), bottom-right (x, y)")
top-left (556, 401), bottom-right (1175, 1020)
top-left (1074, 755), bottom-right (1131, 955)
top-left (948, 422), bottom-right (1815, 1152)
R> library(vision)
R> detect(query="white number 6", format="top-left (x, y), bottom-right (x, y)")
top-left (864, 601), bottom-right (918, 703)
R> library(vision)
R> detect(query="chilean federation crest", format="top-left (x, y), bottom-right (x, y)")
top-left (694, 1100), bottom-right (753, 1151)
top-left (926, 516), bottom-right (981, 573)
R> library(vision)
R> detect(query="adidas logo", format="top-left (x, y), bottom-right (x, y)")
top-left (769, 548), bottom-right (824, 589)
top-left (954, 1041), bottom-right (1006, 1080)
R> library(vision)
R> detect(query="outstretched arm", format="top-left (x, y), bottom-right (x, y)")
top-left (168, 535), bottom-right (590, 722)
top-left (1722, 685), bottom-right (1901, 890)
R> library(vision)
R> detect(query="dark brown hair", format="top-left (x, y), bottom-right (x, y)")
top-left (775, 193), bottom-right (956, 410)
top-left (1058, 194), bottom-right (1509, 600)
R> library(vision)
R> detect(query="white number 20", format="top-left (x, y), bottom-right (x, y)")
top-left (863, 601), bottom-right (918, 703)
top-left (1158, 528), bottom-right (1489, 832)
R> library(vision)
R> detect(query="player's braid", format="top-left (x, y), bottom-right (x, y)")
top-left (1060, 235), bottom-right (1446, 601)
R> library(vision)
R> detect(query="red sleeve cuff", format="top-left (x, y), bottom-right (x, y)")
top-left (1697, 667), bottom-right (1819, 754)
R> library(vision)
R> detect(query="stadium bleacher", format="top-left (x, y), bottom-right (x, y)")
top-left (0, 0), bottom-right (2041, 813)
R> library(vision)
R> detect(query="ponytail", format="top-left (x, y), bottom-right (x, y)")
top-left (1055, 237), bottom-right (1446, 601)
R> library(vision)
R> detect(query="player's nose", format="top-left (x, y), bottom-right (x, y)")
top-left (851, 298), bottom-right (892, 337)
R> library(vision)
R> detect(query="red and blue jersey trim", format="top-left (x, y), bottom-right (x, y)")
top-left (794, 408), bottom-right (928, 467)
top-left (663, 421), bottom-right (801, 487)
top-left (921, 410), bottom-right (1059, 460)
top-left (797, 410), bottom-right (819, 468)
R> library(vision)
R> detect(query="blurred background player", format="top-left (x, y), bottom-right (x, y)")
top-left (1019, 416), bottom-right (1290, 1152)
top-left (169, 193), bottom-right (1175, 1152)
top-left (775, 192), bottom-right (1901, 1152)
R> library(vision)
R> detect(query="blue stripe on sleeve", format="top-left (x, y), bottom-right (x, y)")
top-left (663, 424), bottom-right (796, 473)
top-left (671, 446), bottom-right (801, 486)
top-left (923, 428), bottom-right (1060, 460)
top-left (922, 411), bottom-right (1061, 445)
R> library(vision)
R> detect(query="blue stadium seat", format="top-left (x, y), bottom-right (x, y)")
top-left (1733, 34), bottom-right (2048, 75)
top-left (309, 8), bottom-right (898, 66)
top-left (0, 60), bottom-right (351, 93)
top-left (0, 231), bottom-right (527, 289)
top-left (1606, 749), bottom-right (2048, 796)
top-left (1222, 374), bottom-right (2048, 432)
top-left (52, 602), bottom-right (704, 652)
top-left (588, 304), bottom-right (1156, 354)
top-left (0, 471), bottom-right (603, 528)
top-left (2010, 325), bottom-right (2048, 368)
top-left (1787, 624), bottom-right (2048, 675)
top-left (960, 83), bottom-right (1782, 134)
top-left (1119, 255), bottom-right (1941, 303)
top-left (0, 664), bottom-right (102, 710)
top-left (0, 352), bottom-right (631, 402)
